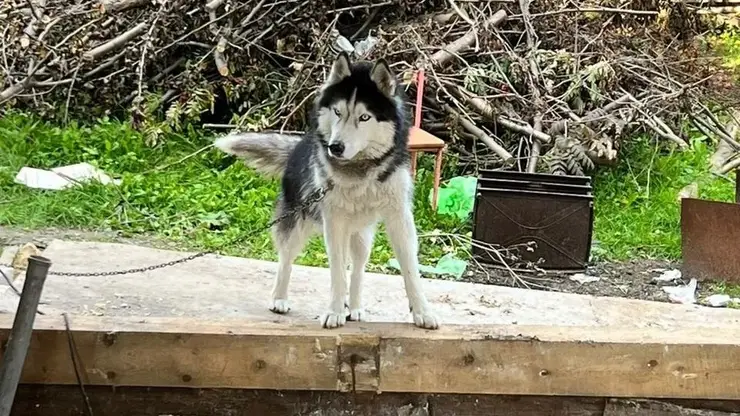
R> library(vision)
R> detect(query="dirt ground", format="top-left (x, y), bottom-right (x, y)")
top-left (0, 226), bottom-right (716, 304)
top-left (464, 260), bottom-right (686, 303)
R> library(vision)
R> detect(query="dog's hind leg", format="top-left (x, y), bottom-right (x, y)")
top-left (347, 225), bottom-right (376, 322)
top-left (270, 218), bottom-right (312, 314)
top-left (384, 206), bottom-right (440, 330)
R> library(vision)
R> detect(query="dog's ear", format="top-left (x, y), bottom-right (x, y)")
top-left (326, 52), bottom-right (351, 85)
top-left (370, 59), bottom-right (396, 96)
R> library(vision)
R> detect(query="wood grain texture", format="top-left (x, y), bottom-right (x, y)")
top-left (36, 240), bottom-right (740, 329)
top-left (3, 315), bottom-right (740, 399)
top-left (378, 336), bottom-right (740, 398)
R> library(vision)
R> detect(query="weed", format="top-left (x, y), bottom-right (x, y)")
top-left (706, 27), bottom-right (740, 75)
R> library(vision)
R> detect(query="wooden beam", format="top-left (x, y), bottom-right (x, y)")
top-left (3, 315), bottom-right (740, 399)
top-left (12, 386), bottom-right (608, 416)
top-left (12, 386), bottom-right (740, 416)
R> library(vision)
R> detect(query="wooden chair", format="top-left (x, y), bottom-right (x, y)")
top-left (408, 69), bottom-right (446, 211)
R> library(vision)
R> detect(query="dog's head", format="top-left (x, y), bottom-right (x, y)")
top-left (314, 53), bottom-right (400, 162)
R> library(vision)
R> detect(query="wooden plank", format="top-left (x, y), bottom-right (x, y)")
top-left (12, 385), bottom-right (428, 416)
top-left (12, 385), bottom-right (608, 416)
top-left (16, 317), bottom-right (341, 390)
top-left (604, 399), bottom-right (740, 415)
top-left (3, 315), bottom-right (740, 399)
top-left (378, 333), bottom-right (740, 398)
top-left (36, 240), bottom-right (740, 330)
top-left (13, 385), bottom-right (740, 416)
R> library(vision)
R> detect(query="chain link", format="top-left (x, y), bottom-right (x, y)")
top-left (0, 182), bottom-right (334, 277)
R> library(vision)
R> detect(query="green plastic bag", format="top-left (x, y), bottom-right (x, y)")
top-left (387, 253), bottom-right (467, 280)
top-left (430, 176), bottom-right (477, 219)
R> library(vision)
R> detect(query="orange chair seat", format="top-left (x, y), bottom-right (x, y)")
top-left (408, 126), bottom-right (445, 150)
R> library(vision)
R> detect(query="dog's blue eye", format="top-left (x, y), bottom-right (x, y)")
top-left (359, 114), bottom-right (371, 122)
top-left (333, 108), bottom-right (341, 116)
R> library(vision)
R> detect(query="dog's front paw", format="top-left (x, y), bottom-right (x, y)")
top-left (320, 311), bottom-right (347, 329)
top-left (269, 299), bottom-right (291, 314)
top-left (347, 308), bottom-right (366, 322)
top-left (412, 309), bottom-right (440, 330)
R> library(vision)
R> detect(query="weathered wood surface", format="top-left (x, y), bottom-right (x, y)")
top-left (11, 386), bottom-right (740, 416)
top-left (13, 386), bottom-right (432, 416)
top-left (2, 315), bottom-right (740, 399)
top-left (21, 240), bottom-right (740, 330)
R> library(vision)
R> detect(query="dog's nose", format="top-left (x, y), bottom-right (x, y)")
top-left (328, 142), bottom-right (345, 157)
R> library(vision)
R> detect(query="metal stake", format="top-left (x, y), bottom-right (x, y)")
top-left (0, 255), bottom-right (51, 416)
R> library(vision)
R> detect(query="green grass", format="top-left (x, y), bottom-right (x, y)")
top-left (0, 111), bottom-right (737, 272)
top-left (591, 135), bottom-right (736, 261)
top-left (711, 281), bottom-right (740, 299)
top-left (0, 111), bottom-right (465, 272)
top-left (707, 281), bottom-right (740, 307)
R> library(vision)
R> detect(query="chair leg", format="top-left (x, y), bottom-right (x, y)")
top-left (432, 148), bottom-right (443, 211)
top-left (410, 151), bottom-right (418, 177)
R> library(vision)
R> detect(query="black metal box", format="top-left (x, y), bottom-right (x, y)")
top-left (472, 169), bottom-right (594, 271)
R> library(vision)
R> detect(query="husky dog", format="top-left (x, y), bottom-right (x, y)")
top-left (214, 52), bottom-right (439, 330)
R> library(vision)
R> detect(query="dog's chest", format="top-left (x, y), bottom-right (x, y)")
top-left (325, 180), bottom-right (401, 215)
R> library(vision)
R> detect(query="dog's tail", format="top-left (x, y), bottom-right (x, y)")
top-left (213, 132), bottom-right (302, 178)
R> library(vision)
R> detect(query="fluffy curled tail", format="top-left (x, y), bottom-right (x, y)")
top-left (213, 132), bottom-right (302, 178)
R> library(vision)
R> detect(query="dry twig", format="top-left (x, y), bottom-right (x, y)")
top-left (0, 0), bottom-right (727, 176)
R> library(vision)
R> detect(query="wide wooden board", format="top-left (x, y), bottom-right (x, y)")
top-left (12, 386), bottom-right (604, 416)
top-left (22, 240), bottom-right (740, 330)
top-left (2, 315), bottom-right (740, 399)
top-left (11, 386), bottom-right (740, 416)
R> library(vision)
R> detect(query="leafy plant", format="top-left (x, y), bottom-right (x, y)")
top-left (706, 28), bottom-right (740, 74)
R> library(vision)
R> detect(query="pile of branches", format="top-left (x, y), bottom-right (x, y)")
top-left (2, 0), bottom-right (739, 174)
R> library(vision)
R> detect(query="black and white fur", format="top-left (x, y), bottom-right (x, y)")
top-left (214, 53), bottom-right (439, 329)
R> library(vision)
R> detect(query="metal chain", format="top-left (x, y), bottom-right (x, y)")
top-left (0, 182), bottom-right (334, 277)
